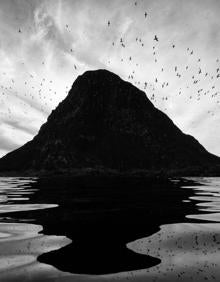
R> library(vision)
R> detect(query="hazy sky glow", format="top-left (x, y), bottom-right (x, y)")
top-left (1, 0), bottom-right (220, 157)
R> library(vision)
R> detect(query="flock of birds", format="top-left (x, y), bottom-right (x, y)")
top-left (106, 1), bottom-right (220, 116)
top-left (0, 0), bottom-right (220, 126)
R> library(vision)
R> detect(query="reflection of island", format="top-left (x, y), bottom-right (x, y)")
top-left (0, 178), bottom-right (71, 282)
top-left (0, 70), bottom-right (219, 176)
top-left (125, 178), bottom-right (220, 282)
top-left (0, 176), bottom-right (192, 280)
top-left (1, 177), bottom-right (220, 281)
top-left (17, 177), bottom-right (195, 275)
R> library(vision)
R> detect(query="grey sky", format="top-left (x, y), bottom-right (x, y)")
top-left (0, 0), bottom-right (220, 157)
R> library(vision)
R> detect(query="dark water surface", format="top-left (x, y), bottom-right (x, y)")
top-left (0, 176), bottom-right (220, 281)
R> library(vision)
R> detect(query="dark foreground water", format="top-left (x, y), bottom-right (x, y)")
top-left (0, 176), bottom-right (220, 281)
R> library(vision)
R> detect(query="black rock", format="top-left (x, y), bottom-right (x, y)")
top-left (0, 69), bottom-right (219, 175)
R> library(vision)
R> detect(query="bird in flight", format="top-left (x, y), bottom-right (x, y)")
top-left (154, 35), bottom-right (159, 42)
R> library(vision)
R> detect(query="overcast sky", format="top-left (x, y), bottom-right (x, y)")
top-left (0, 0), bottom-right (220, 157)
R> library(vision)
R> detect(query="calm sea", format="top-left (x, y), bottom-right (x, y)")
top-left (0, 176), bottom-right (219, 282)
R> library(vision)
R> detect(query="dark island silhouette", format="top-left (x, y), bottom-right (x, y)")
top-left (0, 69), bottom-right (219, 176)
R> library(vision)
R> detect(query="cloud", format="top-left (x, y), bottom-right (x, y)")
top-left (0, 0), bottom-right (220, 157)
top-left (3, 120), bottom-right (38, 136)
top-left (0, 133), bottom-right (21, 152)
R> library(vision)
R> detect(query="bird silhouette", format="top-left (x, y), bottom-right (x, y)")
top-left (154, 35), bottom-right (159, 42)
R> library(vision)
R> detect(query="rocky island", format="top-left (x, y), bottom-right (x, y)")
top-left (0, 69), bottom-right (219, 176)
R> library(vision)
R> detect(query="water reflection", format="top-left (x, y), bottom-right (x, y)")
top-left (0, 177), bottom-right (71, 282)
top-left (125, 178), bottom-right (220, 282)
top-left (0, 177), bottom-right (57, 214)
top-left (183, 177), bottom-right (220, 221)
top-left (0, 177), bottom-right (37, 203)
top-left (0, 177), bottom-right (220, 282)
top-left (126, 223), bottom-right (220, 282)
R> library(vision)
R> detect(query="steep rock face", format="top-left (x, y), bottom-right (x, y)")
top-left (0, 69), bottom-right (219, 172)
